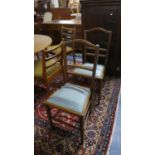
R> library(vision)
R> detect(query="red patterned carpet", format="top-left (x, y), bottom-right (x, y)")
top-left (34, 75), bottom-right (120, 155)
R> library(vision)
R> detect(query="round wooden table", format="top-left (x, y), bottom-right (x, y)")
top-left (34, 34), bottom-right (52, 54)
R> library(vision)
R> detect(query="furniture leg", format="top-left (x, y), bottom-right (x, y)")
top-left (45, 105), bottom-right (53, 130)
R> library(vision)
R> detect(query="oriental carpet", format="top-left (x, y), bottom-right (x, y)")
top-left (34, 75), bottom-right (120, 155)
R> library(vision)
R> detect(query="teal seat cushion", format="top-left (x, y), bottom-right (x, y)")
top-left (46, 83), bottom-right (91, 115)
top-left (73, 63), bottom-right (105, 79)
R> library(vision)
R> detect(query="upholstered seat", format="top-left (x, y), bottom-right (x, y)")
top-left (73, 63), bottom-right (105, 79)
top-left (46, 83), bottom-right (91, 116)
top-left (34, 59), bottom-right (61, 79)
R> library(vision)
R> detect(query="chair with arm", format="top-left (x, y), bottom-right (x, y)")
top-left (44, 39), bottom-right (99, 145)
top-left (34, 41), bottom-right (65, 89)
top-left (83, 27), bottom-right (112, 104)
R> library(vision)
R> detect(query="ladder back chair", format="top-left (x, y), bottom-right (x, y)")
top-left (47, 26), bottom-right (76, 55)
top-left (44, 39), bottom-right (99, 145)
top-left (82, 27), bottom-right (112, 104)
top-left (34, 42), bottom-right (65, 89)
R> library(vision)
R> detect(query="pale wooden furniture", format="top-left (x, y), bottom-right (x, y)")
top-left (44, 39), bottom-right (99, 144)
top-left (34, 42), bottom-right (65, 89)
top-left (34, 34), bottom-right (52, 54)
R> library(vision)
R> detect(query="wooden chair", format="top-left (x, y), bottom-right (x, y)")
top-left (81, 27), bottom-right (112, 104)
top-left (34, 42), bottom-right (65, 89)
top-left (47, 26), bottom-right (76, 55)
top-left (44, 39), bottom-right (99, 145)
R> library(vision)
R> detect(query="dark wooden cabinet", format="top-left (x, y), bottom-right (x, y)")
top-left (80, 0), bottom-right (121, 76)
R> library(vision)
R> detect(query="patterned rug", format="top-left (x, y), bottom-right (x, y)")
top-left (34, 75), bottom-right (120, 155)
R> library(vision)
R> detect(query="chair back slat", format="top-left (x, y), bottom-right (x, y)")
top-left (42, 42), bottom-right (63, 81)
top-left (84, 27), bottom-right (112, 67)
top-left (67, 64), bottom-right (94, 71)
top-left (61, 26), bottom-right (76, 40)
top-left (45, 57), bottom-right (61, 70)
top-left (61, 26), bottom-right (76, 48)
top-left (63, 39), bottom-right (99, 95)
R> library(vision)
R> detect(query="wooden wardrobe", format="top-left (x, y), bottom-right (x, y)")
top-left (80, 0), bottom-right (121, 76)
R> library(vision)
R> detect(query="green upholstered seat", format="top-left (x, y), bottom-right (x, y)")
top-left (34, 59), bottom-right (61, 79)
top-left (47, 44), bottom-right (73, 54)
top-left (46, 83), bottom-right (91, 115)
top-left (73, 63), bottom-right (105, 79)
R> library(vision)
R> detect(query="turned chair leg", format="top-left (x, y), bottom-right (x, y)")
top-left (45, 105), bottom-right (53, 130)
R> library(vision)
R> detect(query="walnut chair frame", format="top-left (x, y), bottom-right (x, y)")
top-left (34, 42), bottom-right (65, 90)
top-left (61, 26), bottom-right (76, 59)
top-left (44, 39), bottom-right (99, 145)
top-left (47, 26), bottom-right (76, 56)
top-left (84, 27), bottom-right (112, 104)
